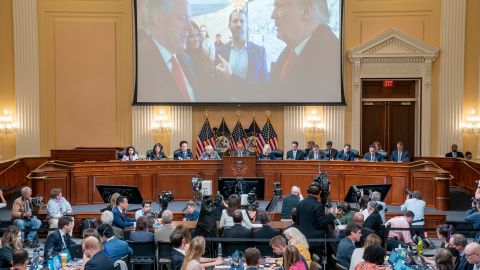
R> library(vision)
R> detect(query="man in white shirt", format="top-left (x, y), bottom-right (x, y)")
top-left (135, 200), bottom-right (152, 220)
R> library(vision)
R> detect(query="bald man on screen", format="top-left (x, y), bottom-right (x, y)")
top-left (137, 0), bottom-right (197, 103)
top-left (270, 0), bottom-right (341, 102)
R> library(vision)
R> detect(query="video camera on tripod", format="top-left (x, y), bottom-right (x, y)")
top-left (313, 171), bottom-right (331, 206)
top-left (157, 191), bottom-right (173, 212)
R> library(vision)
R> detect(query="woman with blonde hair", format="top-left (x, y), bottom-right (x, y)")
top-left (349, 233), bottom-right (382, 270)
top-left (284, 227), bottom-right (311, 267)
top-left (283, 245), bottom-right (307, 270)
top-left (181, 236), bottom-right (206, 270)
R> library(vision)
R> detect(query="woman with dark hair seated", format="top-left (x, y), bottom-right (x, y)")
top-left (247, 205), bottom-right (259, 222)
top-left (354, 245), bottom-right (386, 270)
top-left (336, 201), bottom-right (354, 225)
top-left (0, 225), bottom-right (22, 268)
top-left (130, 216), bottom-right (154, 242)
top-left (121, 145), bottom-right (138, 161)
top-left (148, 143), bottom-right (167, 160)
top-left (219, 194), bottom-right (252, 229)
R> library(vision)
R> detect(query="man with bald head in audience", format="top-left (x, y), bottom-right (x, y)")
top-left (281, 186), bottom-right (303, 220)
top-left (154, 210), bottom-right (175, 243)
top-left (83, 236), bottom-right (114, 270)
top-left (465, 242), bottom-right (480, 270)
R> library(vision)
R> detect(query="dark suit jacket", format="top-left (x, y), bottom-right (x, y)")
top-left (112, 207), bottom-right (134, 229)
top-left (364, 152), bottom-right (382, 162)
top-left (170, 249), bottom-right (185, 270)
top-left (322, 149), bottom-right (338, 160)
top-left (363, 211), bottom-right (383, 236)
top-left (258, 152), bottom-right (275, 160)
top-left (336, 237), bottom-right (356, 269)
top-left (455, 253), bottom-right (474, 270)
top-left (297, 195), bottom-right (334, 238)
top-left (286, 149), bottom-right (306, 160)
top-left (337, 151), bottom-right (355, 161)
top-left (85, 250), bottom-right (114, 270)
top-left (306, 151), bottom-right (322, 160)
top-left (446, 151), bottom-right (465, 158)
top-left (136, 36), bottom-right (197, 103)
top-left (281, 194), bottom-right (300, 219)
top-left (391, 150), bottom-right (411, 162)
top-left (173, 149), bottom-right (194, 160)
top-left (43, 229), bottom-right (76, 263)
top-left (253, 225), bottom-right (280, 239)
top-left (231, 150), bottom-right (254, 157)
top-left (104, 238), bottom-right (133, 261)
top-left (270, 24), bottom-right (341, 102)
top-left (222, 224), bottom-right (252, 256)
top-left (129, 230), bottom-right (154, 242)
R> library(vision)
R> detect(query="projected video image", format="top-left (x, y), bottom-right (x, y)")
top-left (134, 0), bottom-right (344, 104)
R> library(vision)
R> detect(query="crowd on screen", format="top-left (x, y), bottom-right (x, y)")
top-left (1, 179), bottom-right (480, 270)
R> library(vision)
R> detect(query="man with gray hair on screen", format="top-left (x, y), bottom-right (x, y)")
top-left (137, 0), bottom-right (197, 102)
top-left (270, 0), bottom-right (341, 102)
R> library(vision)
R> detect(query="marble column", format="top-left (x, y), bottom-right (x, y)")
top-left (284, 106), bottom-right (306, 153)
top-left (132, 106), bottom-right (155, 158)
top-left (170, 106), bottom-right (192, 157)
top-left (13, 0), bottom-right (40, 157)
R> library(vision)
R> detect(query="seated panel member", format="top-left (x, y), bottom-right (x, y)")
top-left (121, 146), bottom-right (138, 161)
top-left (231, 141), bottom-right (253, 157)
top-left (372, 141), bottom-right (387, 161)
top-left (199, 144), bottom-right (222, 160)
top-left (174, 140), bottom-right (193, 160)
top-left (445, 144), bottom-right (465, 158)
top-left (391, 141), bottom-right (411, 162)
top-left (337, 144), bottom-right (355, 161)
top-left (306, 144), bottom-right (322, 160)
top-left (322, 141), bottom-right (338, 160)
top-left (304, 141), bottom-right (315, 158)
top-left (363, 145), bottom-right (382, 162)
top-left (258, 144), bottom-right (275, 160)
top-left (148, 143), bottom-right (167, 160)
top-left (286, 141), bottom-right (306, 160)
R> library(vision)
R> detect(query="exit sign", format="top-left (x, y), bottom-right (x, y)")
top-left (383, 80), bottom-right (395, 88)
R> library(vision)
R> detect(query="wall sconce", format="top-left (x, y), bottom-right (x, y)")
top-left (152, 110), bottom-right (172, 136)
top-left (0, 109), bottom-right (16, 138)
top-left (461, 115), bottom-right (480, 135)
top-left (304, 113), bottom-right (324, 135)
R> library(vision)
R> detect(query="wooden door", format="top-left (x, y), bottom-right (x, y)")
top-left (361, 80), bottom-right (416, 156)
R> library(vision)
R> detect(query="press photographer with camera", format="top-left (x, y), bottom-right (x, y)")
top-left (401, 190), bottom-right (426, 239)
top-left (465, 197), bottom-right (480, 242)
top-left (12, 187), bottom-right (42, 247)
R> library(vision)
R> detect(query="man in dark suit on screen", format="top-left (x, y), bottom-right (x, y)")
top-left (286, 141), bottom-right (306, 160)
top-left (270, 0), bottom-right (341, 102)
top-left (136, 0), bottom-right (197, 102)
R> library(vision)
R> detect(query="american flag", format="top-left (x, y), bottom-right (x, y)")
top-left (259, 118), bottom-right (279, 150)
top-left (195, 118), bottom-right (216, 159)
top-left (217, 117), bottom-right (234, 152)
top-left (232, 120), bottom-right (248, 149)
top-left (247, 118), bottom-right (263, 155)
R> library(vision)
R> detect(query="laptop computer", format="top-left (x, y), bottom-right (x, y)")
top-left (387, 250), bottom-right (399, 265)
top-left (68, 244), bottom-right (83, 260)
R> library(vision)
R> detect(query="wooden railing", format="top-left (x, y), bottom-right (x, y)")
top-left (0, 157), bottom-right (49, 195)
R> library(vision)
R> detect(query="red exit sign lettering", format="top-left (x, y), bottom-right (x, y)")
top-left (383, 80), bottom-right (395, 88)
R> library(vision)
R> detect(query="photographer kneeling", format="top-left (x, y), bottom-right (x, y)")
top-left (465, 197), bottom-right (480, 242)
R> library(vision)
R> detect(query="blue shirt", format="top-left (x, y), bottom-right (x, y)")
top-left (229, 45), bottom-right (248, 79)
top-left (184, 210), bottom-right (200, 221)
top-left (46, 197), bottom-right (72, 218)
top-left (465, 208), bottom-right (480, 241)
top-left (400, 198), bottom-right (425, 225)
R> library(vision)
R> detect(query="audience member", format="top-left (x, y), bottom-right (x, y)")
top-left (337, 143), bottom-right (355, 161)
top-left (253, 211), bottom-right (280, 256)
top-left (267, 236), bottom-right (308, 268)
top-left (449, 234), bottom-right (473, 270)
top-left (336, 223), bottom-right (362, 269)
top-left (0, 225), bottom-right (22, 268)
top-left (11, 249), bottom-right (29, 270)
top-left (100, 192), bottom-right (121, 213)
top-left (281, 186), bottom-right (303, 220)
top-left (286, 141), bottom-right (306, 160)
top-left (222, 209), bottom-right (252, 240)
top-left (353, 212), bottom-right (374, 247)
top-left (437, 224), bottom-right (455, 249)
top-left (175, 224), bottom-right (192, 244)
top-left (465, 199), bottom-right (480, 242)
top-left (82, 228), bottom-right (101, 241)
top-left (184, 200), bottom-right (200, 221)
top-left (247, 205), bottom-right (259, 222)
top-left (181, 236), bottom-right (205, 270)
top-left (43, 216), bottom-right (76, 264)
top-left (349, 233), bottom-right (382, 270)
top-left (200, 144), bottom-right (222, 160)
top-left (284, 227), bottom-right (311, 268)
top-left (285, 208), bottom-right (299, 230)
top-left (112, 196), bottom-right (135, 229)
top-left (401, 190), bottom-right (426, 239)
top-left (446, 144), bottom-right (465, 158)
top-left (0, 190), bottom-right (7, 209)
top-left (148, 143), bottom-right (167, 160)
top-left (391, 141), bottom-right (411, 162)
top-left (336, 201), bottom-right (354, 225)
top-left (322, 141), bottom-right (338, 160)
top-left (12, 186), bottom-right (41, 247)
top-left (135, 200), bottom-right (152, 220)
top-left (245, 247), bottom-right (261, 270)
top-left (121, 145), bottom-right (138, 161)
top-left (369, 191), bottom-right (386, 223)
top-left (464, 243), bottom-right (480, 270)
top-left (83, 236), bottom-right (114, 270)
top-left (46, 188), bottom-right (73, 234)
top-left (354, 245), bottom-right (386, 270)
top-left (435, 248), bottom-right (455, 270)
top-left (466, 151), bottom-right (473, 160)
top-left (220, 194), bottom-right (252, 229)
top-left (283, 245), bottom-right (307, 270)
top-left (297, 184), bottom-right (335, 238)
top-left (130, 216), bottom-right (154, 242)
top-left (174, 141), bottom-right (193, 160)
top-left (170, 230), bottom-right (186, 270)
top-left (362, 201), bottom-right (383, 236)
top-left (385, 211), bottom-right (416, 250)
top-left (155, 210), bottom-right (175, 243)
top-left (101, 210), bottom-right (124, 240)
top-left (97, 224), bottom-right (133, 261)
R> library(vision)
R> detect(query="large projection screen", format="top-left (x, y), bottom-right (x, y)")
top-left (134, 0), bottom-right (344, 105)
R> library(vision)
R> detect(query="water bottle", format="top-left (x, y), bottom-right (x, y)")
top-left (417, 238), bottom-right (423, 257)
top-left (217, 243), bottom-right (223, 257)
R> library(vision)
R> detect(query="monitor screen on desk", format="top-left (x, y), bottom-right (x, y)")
top-left (218, 177), bottom-right (265, 200)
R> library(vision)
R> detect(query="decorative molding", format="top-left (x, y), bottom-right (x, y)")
top-left (348, 28), bottom-right (439, 155)
top-left (438, 0), bottom-right (466, 155)
top-left (170, 106), bottom-right (192, 158)
top-left (13, 0), bottom-right (41, 157)
top-left (132, 106), bottom-right (155, 158)
top-left (284, 106), bottom-right (306, 154)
